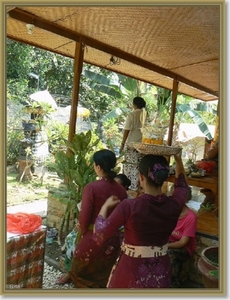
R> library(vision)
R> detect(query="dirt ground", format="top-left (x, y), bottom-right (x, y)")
top-left (7, 165), bottom-right (61, 207)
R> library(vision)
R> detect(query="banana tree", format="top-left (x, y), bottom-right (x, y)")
top-left (83, 69), bottom-right (217, 141)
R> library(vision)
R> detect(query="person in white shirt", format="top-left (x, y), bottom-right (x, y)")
top-left (119, 96), bottom-right (146, 191)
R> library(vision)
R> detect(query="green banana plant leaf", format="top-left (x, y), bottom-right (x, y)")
top-left (117, 74), bottom-right (138, 92)
top-left (102, 107), bottom-right (128, 122)
top-left (90, 82), bottom-right (122, 98)
top-left (83, 70), bottom-right (121, 99)
top-left (189, 102), bottom-right (217, 114)
top-left (84, 70), bottom-right (111, 85)
top-left (176, 104), bottom-right (213, 140)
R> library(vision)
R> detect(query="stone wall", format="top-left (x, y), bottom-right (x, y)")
top-left (46, 190), bottom-right (76, 233)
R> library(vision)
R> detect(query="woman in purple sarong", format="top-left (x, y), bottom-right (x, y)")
top-left (68, 149), bottom-right (127, 288)
top-left (93, 151), bottom-right (189, 288)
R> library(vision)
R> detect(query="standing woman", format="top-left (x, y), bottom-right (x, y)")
top-left (93, 151), bottom-right (189, 288)
top-left (69, 149), bottom-right (127, 288)
top-left (119, 96), bottom-right (146, 191)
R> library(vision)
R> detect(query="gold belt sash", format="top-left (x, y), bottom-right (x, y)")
top-left (121, 242), bottom-right (168, 258)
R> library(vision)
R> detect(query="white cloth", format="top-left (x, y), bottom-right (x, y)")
top-left (124, 109), bottom-right (143, 146)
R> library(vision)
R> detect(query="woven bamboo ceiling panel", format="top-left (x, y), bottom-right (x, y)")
top-left (6, 5), bottom-right (221, 101)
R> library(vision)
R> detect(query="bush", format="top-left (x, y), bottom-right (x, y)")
top-left (7, 128), bottom-right (24, 165)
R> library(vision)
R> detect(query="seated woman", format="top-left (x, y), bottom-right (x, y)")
top-left (168, 186), bottom-right (197, 288)
top-left (56, 173), bottom-right (131, 285)
top-left (204, 134), bottom-right (219, 171)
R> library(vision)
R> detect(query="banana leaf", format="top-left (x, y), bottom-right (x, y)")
top-left (176, 104), bottom-right (213, 140)
top-left (83, 70), bottom-right (121, 98)
top-left (102, 107), bottom-right (128, 122)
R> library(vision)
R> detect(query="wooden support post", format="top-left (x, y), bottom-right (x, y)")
top-left (67, 38), bottom-right (84, 145)
top-left (167, 79), bottom-right (178, 146)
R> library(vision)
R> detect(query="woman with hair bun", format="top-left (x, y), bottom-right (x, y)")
top-left (119, 96), bottom-right (146, 191)
top-left (93, 151), bottom-right (189, 288)
top-left (114, 173), bottom-right (131, 191)
top-left (68, 149), bottom-right (127, 288)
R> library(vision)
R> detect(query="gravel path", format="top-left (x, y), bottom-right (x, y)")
top-left (42, 262), bottom-right (76, 289)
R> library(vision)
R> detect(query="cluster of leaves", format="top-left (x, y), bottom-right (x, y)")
top-left (47, 130), bottom-right (102, 209)
top-left (46, 130), bottom-right (103, 238)
top-left (7, 128), bottom-right (24, 165)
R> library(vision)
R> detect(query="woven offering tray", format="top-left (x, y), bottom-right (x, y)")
top-left (133, 143), bottom-right (182, 156)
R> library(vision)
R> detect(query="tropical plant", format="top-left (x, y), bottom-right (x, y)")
top-left (47, 130), bottom-right (102, 242)
top-left (176, 103), bottom-right (215, 140)
top-left (7, 128), bottom-right (24, 165)
top-left (102, 118), bottom-right (123, 149)
top-left (45, 120), bottom-right (69, 155)
top-left (7, 100), bottom-right (26, 165)
top-left (84, 68), bottom-right (217, 142)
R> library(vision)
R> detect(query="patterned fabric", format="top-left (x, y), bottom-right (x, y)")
top-left (94, 174), bottom-right (190, 288)
top-left (65, 229), bottom-right (77, 261)
top-left (123, 146), bottom-right (144, 190)
top-left (167, 248), bottom-right (190, 288)
top-left (121, 242), bottom-right (168, 257)
top-left (69, 178), bottom-right (127, 288)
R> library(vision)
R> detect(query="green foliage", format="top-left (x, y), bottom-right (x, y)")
top-left (7, 79), bottom-right (31, 104)
top-left (7, 129), bottom-right (24, 165)
top-left (209, 270), bottom-right (218, 279)
top-left (7, 38), bottom-right (74, 98)
top-left (103, 118), bottom-right (122, 147)
top-left (47, 130), bottom-right (102, 239)
top-left (177, 104), bottom-right (213, 140)
top-left (102, 107), bottom-right (128, 122)
top-left (7, 39), bottom-right (32, 79)
top-left (45, 120), bottom-right (69, 154)
top-left (7, 100), bottom-right (25, 165)
top-left (199, 202), bottom-right (217, 213)
top-left (47, 130), bottom-right (101, 213)
top-left (83, 69), bottom-right (122, 99)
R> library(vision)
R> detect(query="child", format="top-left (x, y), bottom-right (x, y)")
top-left (168, 186), bottom-right (197, 287)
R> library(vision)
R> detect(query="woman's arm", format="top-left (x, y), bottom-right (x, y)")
top-left (119, 130), bottom-right (130, 154)
top-left (206, 144), bottom-right (218, 159)
top-left (174, 150), bottom-right (186, 179)
top-left (93, 196), bottom-right (126, 244)
top-left (96, 195), bottom-right (120, 220)
top-left (168, 236), bottom-right (190, 249)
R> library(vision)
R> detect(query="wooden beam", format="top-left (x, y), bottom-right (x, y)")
top-left (167, 79), bottom-right (178, 146)
top-left (7, 8), bottom-right (218, 98)
top-left (6, 6), bottom-right (16, 12)
top-left (67, 39), bottom-right (84, 145)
